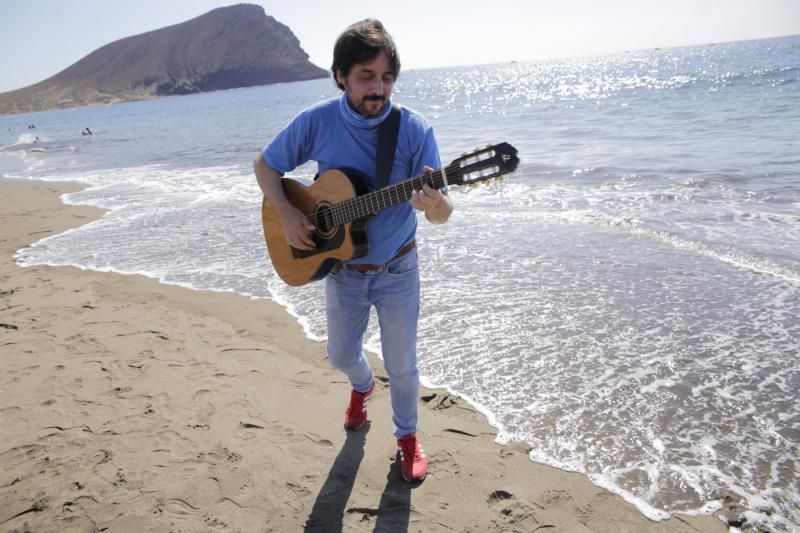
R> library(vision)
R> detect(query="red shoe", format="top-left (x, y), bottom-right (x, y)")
top-left (344, 378), bottom-right (375, 430)
top-left (397, 433), bottom-right (428, 482)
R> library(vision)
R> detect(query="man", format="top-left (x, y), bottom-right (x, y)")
top-left (254, 18), bottom-right (452, 482)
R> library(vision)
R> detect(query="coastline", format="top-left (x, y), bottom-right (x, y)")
top-left (0, 178), bottom-right (726, 531)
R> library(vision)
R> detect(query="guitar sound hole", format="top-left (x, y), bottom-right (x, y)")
top-left (315, 205), bottom-right (335, 238)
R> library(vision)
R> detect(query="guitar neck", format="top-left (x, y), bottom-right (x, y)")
top-left (330, 166), bottom-right (454, 226)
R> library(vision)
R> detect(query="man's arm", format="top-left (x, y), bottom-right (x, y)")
top-left (254, 154), bottom-right (316, 249)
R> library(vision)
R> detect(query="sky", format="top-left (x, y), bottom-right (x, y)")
top-left (1, 0), bottom-right (799, 93)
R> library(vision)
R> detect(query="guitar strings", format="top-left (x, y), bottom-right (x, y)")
top-left (308, 164), bottom-right (459, 227)
top-left (300, 143), bottom-right (514, 229)
top-left (305, 162), bottom-right (462, 229)
top-left (303, 141), bottom-right (512, 229)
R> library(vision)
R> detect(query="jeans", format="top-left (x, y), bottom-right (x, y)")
top-left (325, 248), bottom-right (420, 438)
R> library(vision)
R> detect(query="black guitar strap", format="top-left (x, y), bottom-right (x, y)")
top-left (374, 103), bottom-right (401, 191)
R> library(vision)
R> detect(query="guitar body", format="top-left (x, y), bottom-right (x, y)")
top-left (262, 169), bottom-right (369, 286)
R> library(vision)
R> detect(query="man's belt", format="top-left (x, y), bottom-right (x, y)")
top-left (340, 241), bottom-right (416, 273)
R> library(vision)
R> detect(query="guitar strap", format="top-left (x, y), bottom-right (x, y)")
top-left (374, 103), bottom-right (401, 191)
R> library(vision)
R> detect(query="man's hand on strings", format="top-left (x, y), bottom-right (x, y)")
top-left (280, 205), bottom-right (316, 250)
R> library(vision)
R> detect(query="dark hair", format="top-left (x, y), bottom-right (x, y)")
top-left (331, 19), bottom-right (401, 91)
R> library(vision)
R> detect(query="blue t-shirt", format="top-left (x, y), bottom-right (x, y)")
top-left (262, 93), bottom-right (441, 265)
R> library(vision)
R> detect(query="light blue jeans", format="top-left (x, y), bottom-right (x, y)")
top-left (325, 248), bottom-right (420, 438)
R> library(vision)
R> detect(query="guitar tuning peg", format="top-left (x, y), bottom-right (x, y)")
top-left (468, 183), bottom-right (478, 189)
top-left (497, 175), bottom-right (505, 181)
top-left (461, 152), bottom-right (468, 157)
top-left (486, 143), bottom-right (493, 149)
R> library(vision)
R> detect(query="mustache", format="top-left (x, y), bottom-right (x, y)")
top-left (362, 94), bottom-right (386, 102)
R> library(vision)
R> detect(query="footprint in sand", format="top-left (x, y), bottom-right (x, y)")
top-left (197, 447), bottom-right (242, 464)
top-left (488, 490), bottom-right (545, 531)
top-left (421, 392), bottom-right (458, 410)
top-left (427, 449), bottom-right (460, 478)
top-left (164, 498), bottom-right (199, 517)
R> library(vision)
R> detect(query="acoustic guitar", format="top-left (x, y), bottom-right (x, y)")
top-left (262, 142), bottom-right (519, 286)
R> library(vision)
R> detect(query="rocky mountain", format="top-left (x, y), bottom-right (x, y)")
top-left (0, 4), bottom-right (328, 115)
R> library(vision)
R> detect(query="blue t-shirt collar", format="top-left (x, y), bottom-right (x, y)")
top-left (339, 92), bottom-right (392, 129)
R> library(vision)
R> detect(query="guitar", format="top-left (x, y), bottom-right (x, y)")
top-left (262, 142), bottom-right (519, 286)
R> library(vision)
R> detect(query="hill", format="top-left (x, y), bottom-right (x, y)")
top-left (0, 4), bottom-right (328, 115)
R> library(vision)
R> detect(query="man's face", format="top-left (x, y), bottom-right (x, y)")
top-left (337, 51), bottom-right (395, 118)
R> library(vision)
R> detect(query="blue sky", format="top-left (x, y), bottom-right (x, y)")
top-left (1, 0), bottom-right (799, 93)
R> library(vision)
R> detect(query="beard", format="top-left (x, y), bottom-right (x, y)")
top-left (346, 91), bottom-right (386, 118)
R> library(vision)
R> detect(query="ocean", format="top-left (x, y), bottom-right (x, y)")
top-left (2, 35), bottom-right (798, 531)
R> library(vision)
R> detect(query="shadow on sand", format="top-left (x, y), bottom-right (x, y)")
top-left (304, 424), bottom-right (420, 532)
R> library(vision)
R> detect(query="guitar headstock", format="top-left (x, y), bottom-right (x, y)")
top-left (447, 142), bottom-right (519, 187)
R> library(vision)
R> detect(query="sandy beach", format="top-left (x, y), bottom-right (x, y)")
top-left (0, 178), bottom-right (727, 532)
